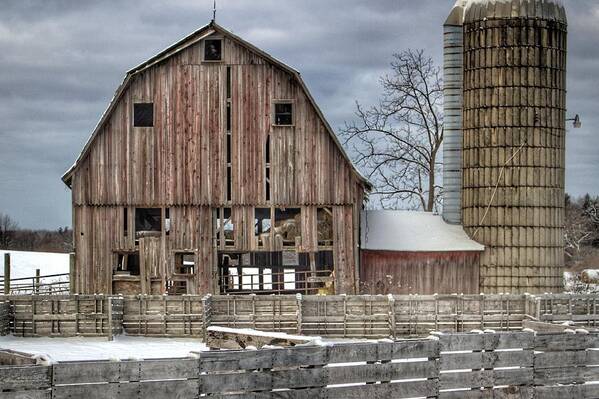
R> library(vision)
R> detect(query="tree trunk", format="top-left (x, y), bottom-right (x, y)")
top-left (426, 160), bottom-right (435, 212)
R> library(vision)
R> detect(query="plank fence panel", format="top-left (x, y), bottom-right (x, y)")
top-left (7, 295), bottom-right (121, 338)
top-left (4, 293), bottom-right (599, 340)
top-left (3, 332), bottom-right (599, 398)
top-left (199, 339), bottom-right (439, 398)
top-left (121, 295), bottom-right (205, 337)
top-left (209, 295), bottom-right (299, 334)
top-left (439, 332), bottom-right (534, 398)
top-left (300, 295), bottom-right (390, 337)
top-left (51, 358), bottom-right (200, 399)
top-left (536, 294), bottom-right (599, 329)
top-left (0, 391), bottom-right (51, 399)
top-left (533, 332), bottom-right (599, 394)
top-left (0, 365), bottom-right (51, 391)
top-left (391, 295), bottom-right (528, 337)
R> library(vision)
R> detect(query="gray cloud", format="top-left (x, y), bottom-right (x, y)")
top-left (0, 0), bottom-right (596, 229)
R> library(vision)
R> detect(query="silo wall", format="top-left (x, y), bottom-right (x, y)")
top-left (461, 1), bottom-right (567, 293)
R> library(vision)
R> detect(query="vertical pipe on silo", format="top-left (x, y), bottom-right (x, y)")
top-left (442, 5), bottom-right (464, 224)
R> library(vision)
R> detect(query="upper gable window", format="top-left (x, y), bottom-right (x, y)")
top-left (133, 103), bottom-right (154, 127)
top-left (204, 39), bottom-right (223, 61)
top-left (274, 102), bottom-right (293, 126)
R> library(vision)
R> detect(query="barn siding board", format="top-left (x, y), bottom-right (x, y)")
top-left (67, 28), bottom-right (366, 295)
top-left (360, 250), bottom-right (480, 295)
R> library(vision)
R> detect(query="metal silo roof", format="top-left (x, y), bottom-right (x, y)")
top-left (447, 0), bottom-right (567, 25)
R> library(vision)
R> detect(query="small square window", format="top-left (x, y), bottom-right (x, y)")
top-left (274, 102), bottom-right (293, 126)
top-left (115, 252), bottom-right (140, 276)
top-left (204, 39), bottom-right (222, 61)
top-left (133, 103), bottom-right (153, 127)
top-left (174, 252), bottom-right (195, 275)
top-left (135, 208), bottom-right (162, 233)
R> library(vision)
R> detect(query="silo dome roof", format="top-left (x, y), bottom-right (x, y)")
top-left (446, 0), bottom-right (566, 25)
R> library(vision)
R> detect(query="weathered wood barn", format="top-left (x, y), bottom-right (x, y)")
top-left (62, 21), bottom-right (370, 295)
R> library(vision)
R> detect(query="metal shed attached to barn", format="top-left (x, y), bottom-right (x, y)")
top-left (360, 210), bottom-right (484, 294)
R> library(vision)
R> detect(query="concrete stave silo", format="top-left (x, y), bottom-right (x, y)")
top-left (443, 0), bottom-right (567, 294)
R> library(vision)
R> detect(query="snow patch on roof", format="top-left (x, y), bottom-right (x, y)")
top-left (361, 210), bottom-right (484, 252)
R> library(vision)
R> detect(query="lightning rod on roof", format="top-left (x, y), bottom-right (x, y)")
top-left (212, 0), bottom-right (216, 22)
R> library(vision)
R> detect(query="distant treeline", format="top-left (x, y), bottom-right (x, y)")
top-left (565, 193), bottom-right (599, 271)
top-left (0, 213), bottom-right (73, 253)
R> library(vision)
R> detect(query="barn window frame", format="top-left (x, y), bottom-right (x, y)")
top-left (215, 207), bottom-right (235, 249)
top-left (114, 251), bottom-right (140, 276)
top-left (274, 207), bottom-right (301, 248)
top-left (317, 207), bottom-right (334, 248)
top-left (135, 208), bottom-right (162, 233)
top-left (173, 251), bottom-right (196, 275)
top-left (272, 100), bottom-right (294, 126)
top-left (202, 37), bottom-right (224, 62)
top-left (133, 102), bottom-right (154, 127)
top-left (254, 207), bottom-right (272, 248)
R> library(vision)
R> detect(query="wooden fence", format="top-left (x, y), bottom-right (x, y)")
top-left (127, 294), bottom-right (532, 338)
top-left (529, 293), bottom-right (599, 329)
top-left (0, 295), bottom-right (122, 339)
top-left (2, 294), bottom-right (599, 339)
top-left (121, 295), bottom-right (207, 339)
top-left (0, 301), bottom-right (9, 336)
top-left (2, 332), bottom-right (599, 398)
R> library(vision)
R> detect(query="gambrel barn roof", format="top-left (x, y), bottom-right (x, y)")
top-left (62, 21), bottom-right (370, 190)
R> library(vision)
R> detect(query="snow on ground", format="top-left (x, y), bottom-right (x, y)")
top-left (0, 250), bottom-right (69, 279)
top-left (564, 271), bottom-right (599, 294)
top-left (0, 335), bottom-right (208, 362)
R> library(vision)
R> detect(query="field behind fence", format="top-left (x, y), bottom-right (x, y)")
top-left (2, 331), bottom-right (599, 398)
top-left (1, 294), bottom-right (599, 339)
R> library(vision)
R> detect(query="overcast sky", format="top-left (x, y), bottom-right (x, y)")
top-left (0, 0), bottom-right (597, 229)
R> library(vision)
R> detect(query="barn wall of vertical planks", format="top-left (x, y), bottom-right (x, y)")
top-left (63, 22), bottom-right (368, 296)
top-left (460, 0), bottom-right (568, 293)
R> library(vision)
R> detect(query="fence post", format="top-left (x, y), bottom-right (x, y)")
top-left (202, 294), bottom-right (212, 341)
top-left (69, 253), bottom-right (76, 294)
top-left (296, 293), bottom-right (303, 335)
top-left (388, 294), bottom-right (396, 338)
top-left (107, 296), bottom-right (114, 341)
top-left (35, 269), bottom-right (40, 294)
top-left (3, 253), bottom-right (10, 295)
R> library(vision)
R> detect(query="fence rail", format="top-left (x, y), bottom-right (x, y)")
top-left (0, 273), bottom-right (70, 295)
top-left (2, 293), bottom-right (599, 339)
top-left (2, 331), bottom-right (599, 398)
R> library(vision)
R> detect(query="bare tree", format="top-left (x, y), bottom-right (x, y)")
top-left (564, 194), bottom-right (599, 263)
top-left (341, 49), bottom-right (443, 211)
top-left (564, 213), bottom-right (593, 260)
top-left (0, 213), bottom-right (19, 249)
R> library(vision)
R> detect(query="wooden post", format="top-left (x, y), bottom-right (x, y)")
top-left (388, 294), bottom-right (396, 338)
top-left (69, 253), bottom-right (76, 294)
top-left (35, 269), bottom-right (40, 294)
top-left (296, 293), bottom-right (303, 335)
top-left (202, 294), bottom-right (212, 341)
top-left (107, 297), bottom-right (113, 341)
top-left (3, 254), bottom-right (10, 295)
